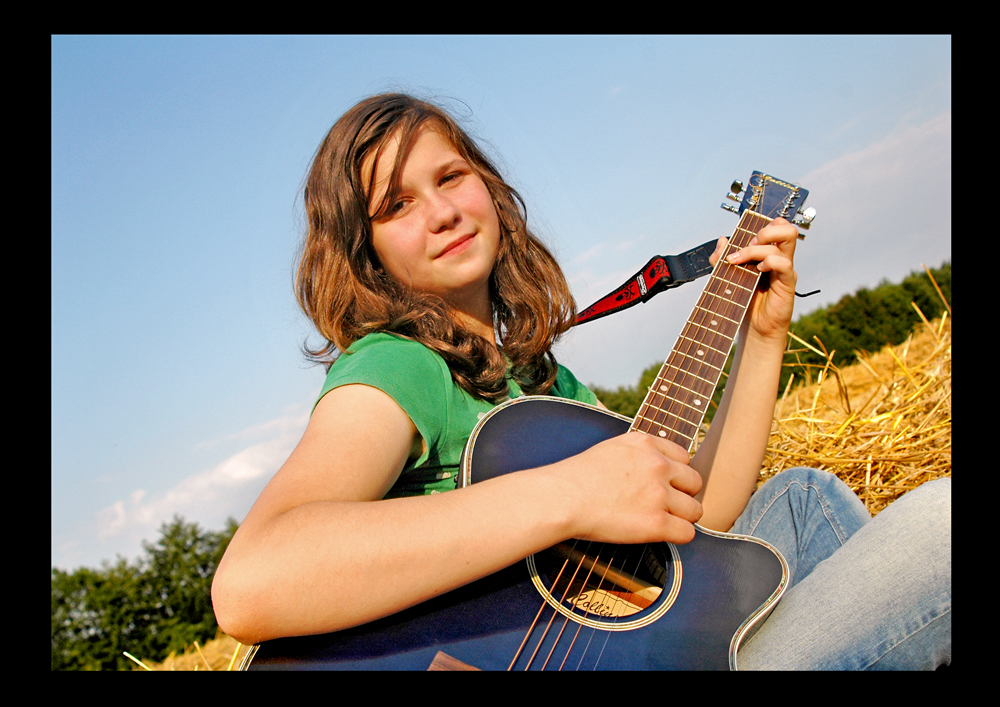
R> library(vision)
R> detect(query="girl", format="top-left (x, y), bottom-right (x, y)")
top-left (211, 93), bottom-right (950, 669)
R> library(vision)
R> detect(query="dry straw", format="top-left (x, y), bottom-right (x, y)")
top-left (761, 296), bottom-right (951, 515)
top-left (130, 634), bottom-right (251, 671)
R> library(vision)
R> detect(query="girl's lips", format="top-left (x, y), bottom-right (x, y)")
top-left (435, 233), bottom-right (475, 258)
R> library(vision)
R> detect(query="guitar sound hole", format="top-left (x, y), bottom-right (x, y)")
top-left (535, 542), bottom-right (670, 620)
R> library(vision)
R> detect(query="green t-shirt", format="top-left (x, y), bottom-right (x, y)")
top-left (315, 332), bottom-right (598, 498)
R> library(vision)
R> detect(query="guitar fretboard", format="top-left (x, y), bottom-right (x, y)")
top-left (629, 210), bottom-right (772, 450)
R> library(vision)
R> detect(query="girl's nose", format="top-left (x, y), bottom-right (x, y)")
top-left (425, 193), bottom-right (461, 233)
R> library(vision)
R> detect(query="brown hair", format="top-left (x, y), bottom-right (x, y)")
top-left (295, 93), bottom-right (576, 402)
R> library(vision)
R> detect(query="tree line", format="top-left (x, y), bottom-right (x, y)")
top-left (51, 516), bottom-right (237, 671)
top-left (591, 261), bottom-right (951, 420)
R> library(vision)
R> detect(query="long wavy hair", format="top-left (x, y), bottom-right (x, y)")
top-left (296, 93), bottom-right (577, 402)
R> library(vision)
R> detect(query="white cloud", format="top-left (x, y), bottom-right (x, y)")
top-left (56, 409), bottom-right (311, 569)
top-left (792, 110), bottom-right (951, 313)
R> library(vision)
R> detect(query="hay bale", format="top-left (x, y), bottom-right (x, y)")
top-left (127, 633), bottom-right (250, 671)
top-left (761, 307), bottom-right (951, 515)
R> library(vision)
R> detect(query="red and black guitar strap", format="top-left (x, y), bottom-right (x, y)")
top-left (574, 239), bottom-right (717, 326)
top-left (574, 240), bottom-right (820, 326)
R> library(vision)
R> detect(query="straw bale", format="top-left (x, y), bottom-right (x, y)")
top-left (129, 632), bottom-right (250, 671)
top-left (760, 310), bottom-right (951, 515)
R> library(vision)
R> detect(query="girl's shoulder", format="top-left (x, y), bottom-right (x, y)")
top-left (317, 332), bottom-right (451, 405)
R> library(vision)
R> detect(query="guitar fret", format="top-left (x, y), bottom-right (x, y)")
top-left (675, 333), bottom-right (732, 358)
top-left (654, 362), bottom-right (718, 389)
top-left (701, 290), bottom-right (754, 310)
top-left (732, 222), bottom-right (771, 242)
top-left (646, 375), bottom-right (716, 404)
top-left (701, 289), bottom-right (753, 311)
top-left (641, 397), bottom-right (710, 422)
top-left (633, 412), bottom-right (699, 442)
top-left (639, 398), bottom-right (706, 423)
top-left (669, 350), bottom-right (727, 374)
top-left (689, 305), bottom-right (741, 327)
top-left (684, 323), bottom-right (737, 349)
top-left (707, 272), bottom-right (756, 293)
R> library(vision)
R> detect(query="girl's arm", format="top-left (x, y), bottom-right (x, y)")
top-left (690, 218), bottom-right (799, 531)
top-left (212, 382), bottom-right (703, 645)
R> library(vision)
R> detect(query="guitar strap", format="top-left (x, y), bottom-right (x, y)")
top-left (574, 240), bottom-right (717, 326)
top-left (574, 240), bottom-right (820, 326)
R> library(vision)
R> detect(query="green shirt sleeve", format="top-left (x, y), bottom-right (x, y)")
top-left (316, 333), bottom-right (454, 470)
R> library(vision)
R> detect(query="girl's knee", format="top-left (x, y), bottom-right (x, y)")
top-left (882, 477), bottom-right (951, 534)
top-left (764, 467), bottom-right (857, 504)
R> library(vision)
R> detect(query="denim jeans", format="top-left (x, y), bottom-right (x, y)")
top-left (730, 468), bottom-right (951, 670)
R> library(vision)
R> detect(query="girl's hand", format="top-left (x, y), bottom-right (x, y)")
top-left (710, 218), bottom-right (799, 343)
top-left (550, 433), bottom-right (704, 546)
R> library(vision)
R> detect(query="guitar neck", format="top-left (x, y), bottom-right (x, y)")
top-left (629, 210), bottom-right (773, 451)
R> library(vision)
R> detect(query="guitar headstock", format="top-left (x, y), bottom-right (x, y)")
top-left (722, 171), bottom-right (815, 236)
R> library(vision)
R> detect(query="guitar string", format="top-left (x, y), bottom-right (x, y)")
top-left (560, 537), bottom-right (657, 669)
top-left (542, 558), bottom-right (609, 671)
top-left (589, 543), bottom-right (650, 669)
top-left (517, 538), bottom-right (602, 670)
top-left (513, 539), bottom-right (592, 670)
top-left (519, 523), bottom-right (660, 669)
top-left (631, 247), bottom-right (747, 440)
top-left (555, 540), bottom-right (630, 670)
top-left (561, 541), bottom-right (624, 670)
top-left (507, 555), bottom-right (573, 670)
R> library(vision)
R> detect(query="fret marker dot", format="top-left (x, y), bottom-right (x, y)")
top-left (725, 289), bottom-right (732, 295)
top-left (660, 385), bottom-right (667, 392)
top-left (697, 349), bottom-right (705, 356)
top-left (694, 399), bottom-right (701, 406)
top-left (711, 320), bottom-right (718, 326)
top-left (658, 430), bottom-right (667, 437)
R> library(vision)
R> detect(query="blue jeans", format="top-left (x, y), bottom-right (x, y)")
top-left (730, 468), bottom-right (951, 670)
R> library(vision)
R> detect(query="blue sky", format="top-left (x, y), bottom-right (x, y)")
top-left (52, 35), bottom-right (951, 571)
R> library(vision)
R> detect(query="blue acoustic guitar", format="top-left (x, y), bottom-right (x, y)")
top-left (241, 172), bottom-right (814, 671)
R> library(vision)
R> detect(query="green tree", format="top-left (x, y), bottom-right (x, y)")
top-left (51, 516), bottom-right (238, 670)
top-left (784, 262), bottom-right (950, 392)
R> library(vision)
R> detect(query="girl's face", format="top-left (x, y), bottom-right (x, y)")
top-left (365, 125), bottom-right (501, 316)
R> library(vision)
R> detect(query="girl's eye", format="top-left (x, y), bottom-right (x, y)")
top-left (441, 171), bottom-right (463, 185)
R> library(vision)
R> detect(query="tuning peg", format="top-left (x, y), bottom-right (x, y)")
top-left (792, 206), bottom-right (816, 229)
top-left (721, 202), bottom-right (740, 214)
top-left (724, 180), bottom-right (744, 203)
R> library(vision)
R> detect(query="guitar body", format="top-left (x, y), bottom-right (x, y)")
top-left (245, 398), bottom-right (788, 671)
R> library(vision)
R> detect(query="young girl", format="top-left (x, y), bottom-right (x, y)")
top-left (211, 93), bottom-right (950, 669)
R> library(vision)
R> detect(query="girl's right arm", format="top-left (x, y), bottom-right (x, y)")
top-left (211, 383), bottom-right (703, 646)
